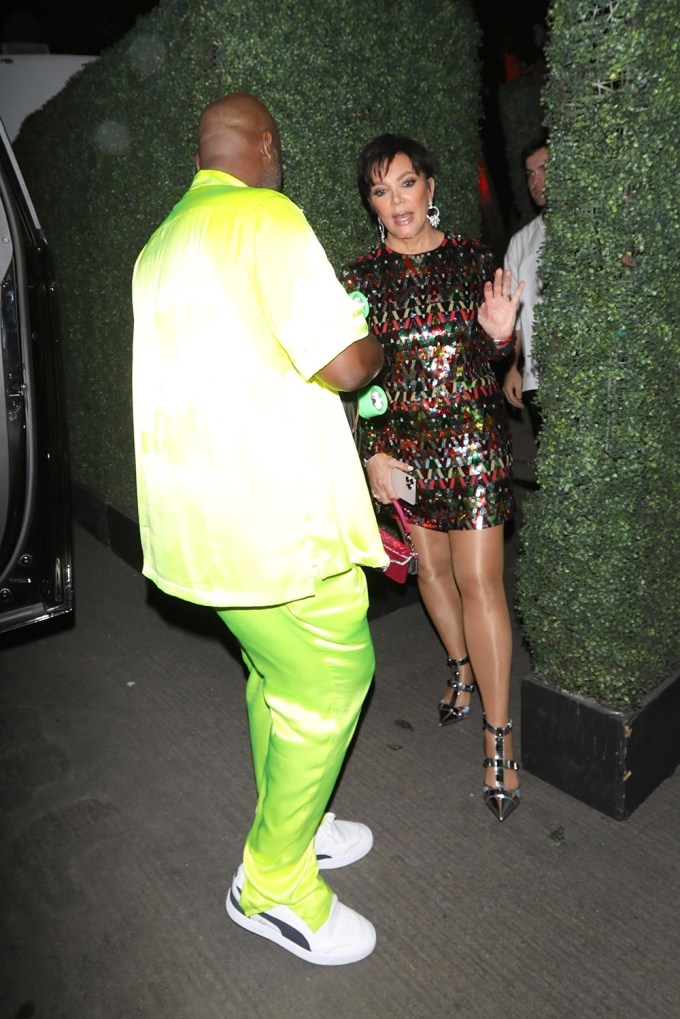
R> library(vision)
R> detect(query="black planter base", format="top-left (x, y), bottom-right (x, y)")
top-left (521, 670), bottom-right (680, 820)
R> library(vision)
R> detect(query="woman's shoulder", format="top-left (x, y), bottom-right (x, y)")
top-left (439, 233), bottom-right (495, 274)
top-left (441, 232), bottom-right (492, 257)
top-left (341, 244), bottom-right (387, 280)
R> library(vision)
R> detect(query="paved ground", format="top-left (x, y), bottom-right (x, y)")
top-left (1, 412), bottom-right (678, 1018)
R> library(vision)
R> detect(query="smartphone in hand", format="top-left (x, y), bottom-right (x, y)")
top-left (391, 468), bottom-right (417, 504)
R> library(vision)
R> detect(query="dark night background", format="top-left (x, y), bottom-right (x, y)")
top-left (1, 2), bottom-right (549, 63)
top-left (1, 0), bottom-right (550, 233)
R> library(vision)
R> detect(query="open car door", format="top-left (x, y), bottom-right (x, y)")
top-left (0, 117), bottom-right (73, 635)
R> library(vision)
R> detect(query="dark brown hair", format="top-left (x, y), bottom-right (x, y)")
top-left (521, 132), bottom-right (549, 167)
top-left (357, 133), bottom-right (436, 221)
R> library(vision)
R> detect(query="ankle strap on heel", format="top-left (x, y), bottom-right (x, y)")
top-left (444, 656), bottom-right (471, 680)
top-left (482, 717), bottom-right (520, 779)
top-left (446, 655), bottom-right (471, 689)
top-left (482, 718), bottom-right (513, 738)
top-left (481, 716), bottom-right (521, 821)
top-left (446, 654), bottom-right (470, 671)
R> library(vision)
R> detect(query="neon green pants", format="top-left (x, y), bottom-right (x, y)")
top-left (217, 565), bottom-right (374, 931)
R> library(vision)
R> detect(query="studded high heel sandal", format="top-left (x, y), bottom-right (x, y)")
top-left (438, 655), bottom-right (476, 727)
top-left (482, 717), bottom-right (521, 821)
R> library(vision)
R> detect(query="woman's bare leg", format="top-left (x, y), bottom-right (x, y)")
top-left (407, 523), bottom-right (518, 789)
top-left (409, 525), bottom-right (475, 712)
top-left (449, 526), bottom-right (518, 790)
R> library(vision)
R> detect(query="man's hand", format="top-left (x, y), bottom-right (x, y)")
top-left (502, 364), bottom-right (524, 409)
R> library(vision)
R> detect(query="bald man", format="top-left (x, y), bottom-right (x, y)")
top-left (132, 94), bottom-right (386, 965)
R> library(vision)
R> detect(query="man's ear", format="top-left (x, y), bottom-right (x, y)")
top-left (260, 130), bottom-right (274, 163)
top-left (194, 151), bottom-right (201, 171)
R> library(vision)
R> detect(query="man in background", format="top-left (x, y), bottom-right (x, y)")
top-left (132, 92), bottom-right (386, 966)
top-left (503, 135), bottom-right (549, 438)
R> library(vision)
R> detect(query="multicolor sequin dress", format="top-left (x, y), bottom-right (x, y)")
top-left (342, 233), bottom-right (514, 531)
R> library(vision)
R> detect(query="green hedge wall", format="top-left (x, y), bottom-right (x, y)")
top-left (517, 0), bottom-right (680, 707)
top-left (14, 0), bottom-right (482, 520)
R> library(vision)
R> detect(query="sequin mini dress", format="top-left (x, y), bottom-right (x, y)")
top-left (342, 233), bottom-right (514, 531)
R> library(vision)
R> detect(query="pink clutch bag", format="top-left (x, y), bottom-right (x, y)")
top-left (379, 499), bottom-right (418, 583)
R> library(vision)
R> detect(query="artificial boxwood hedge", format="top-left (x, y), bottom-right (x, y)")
top-left (14, 0), bottom-right (481, 521)
top-left (517, 0), bottom-right (680, 707)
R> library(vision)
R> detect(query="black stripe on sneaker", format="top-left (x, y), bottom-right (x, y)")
top-left (230, 888), bottom-right (245, 915)
top-left (231, 887), bottom-right (311, 952)
top-left (258, 911), bottom-right (311, 951)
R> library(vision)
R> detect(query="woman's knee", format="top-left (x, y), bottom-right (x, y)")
top-left (456, 570), bottom-right (504, 606)
top-left (411, 527), bottom-right (451, 582)
top-left (450, 528), bottom-right (504, 596)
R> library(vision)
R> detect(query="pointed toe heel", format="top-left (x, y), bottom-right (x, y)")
top-left (438, 655), bottom-right (476, 727)
top-left (482, 717), bottom-right (521, 821)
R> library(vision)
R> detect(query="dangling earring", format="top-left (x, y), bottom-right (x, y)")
top-left (377, 219), bottom-right (386, 243)
top-left (427, 204), bottom-right (440, 228)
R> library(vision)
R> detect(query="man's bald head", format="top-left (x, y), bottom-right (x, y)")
top-left (196, 93), bottom-right (282, 191)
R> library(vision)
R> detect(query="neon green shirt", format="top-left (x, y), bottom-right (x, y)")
top-left (132, 169), bottom-right (387, 607)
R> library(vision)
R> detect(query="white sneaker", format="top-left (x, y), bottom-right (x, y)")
top-left (314, 813), bottom-right (373, 870)
top-left (226, 865), bottom-right (376, 965)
